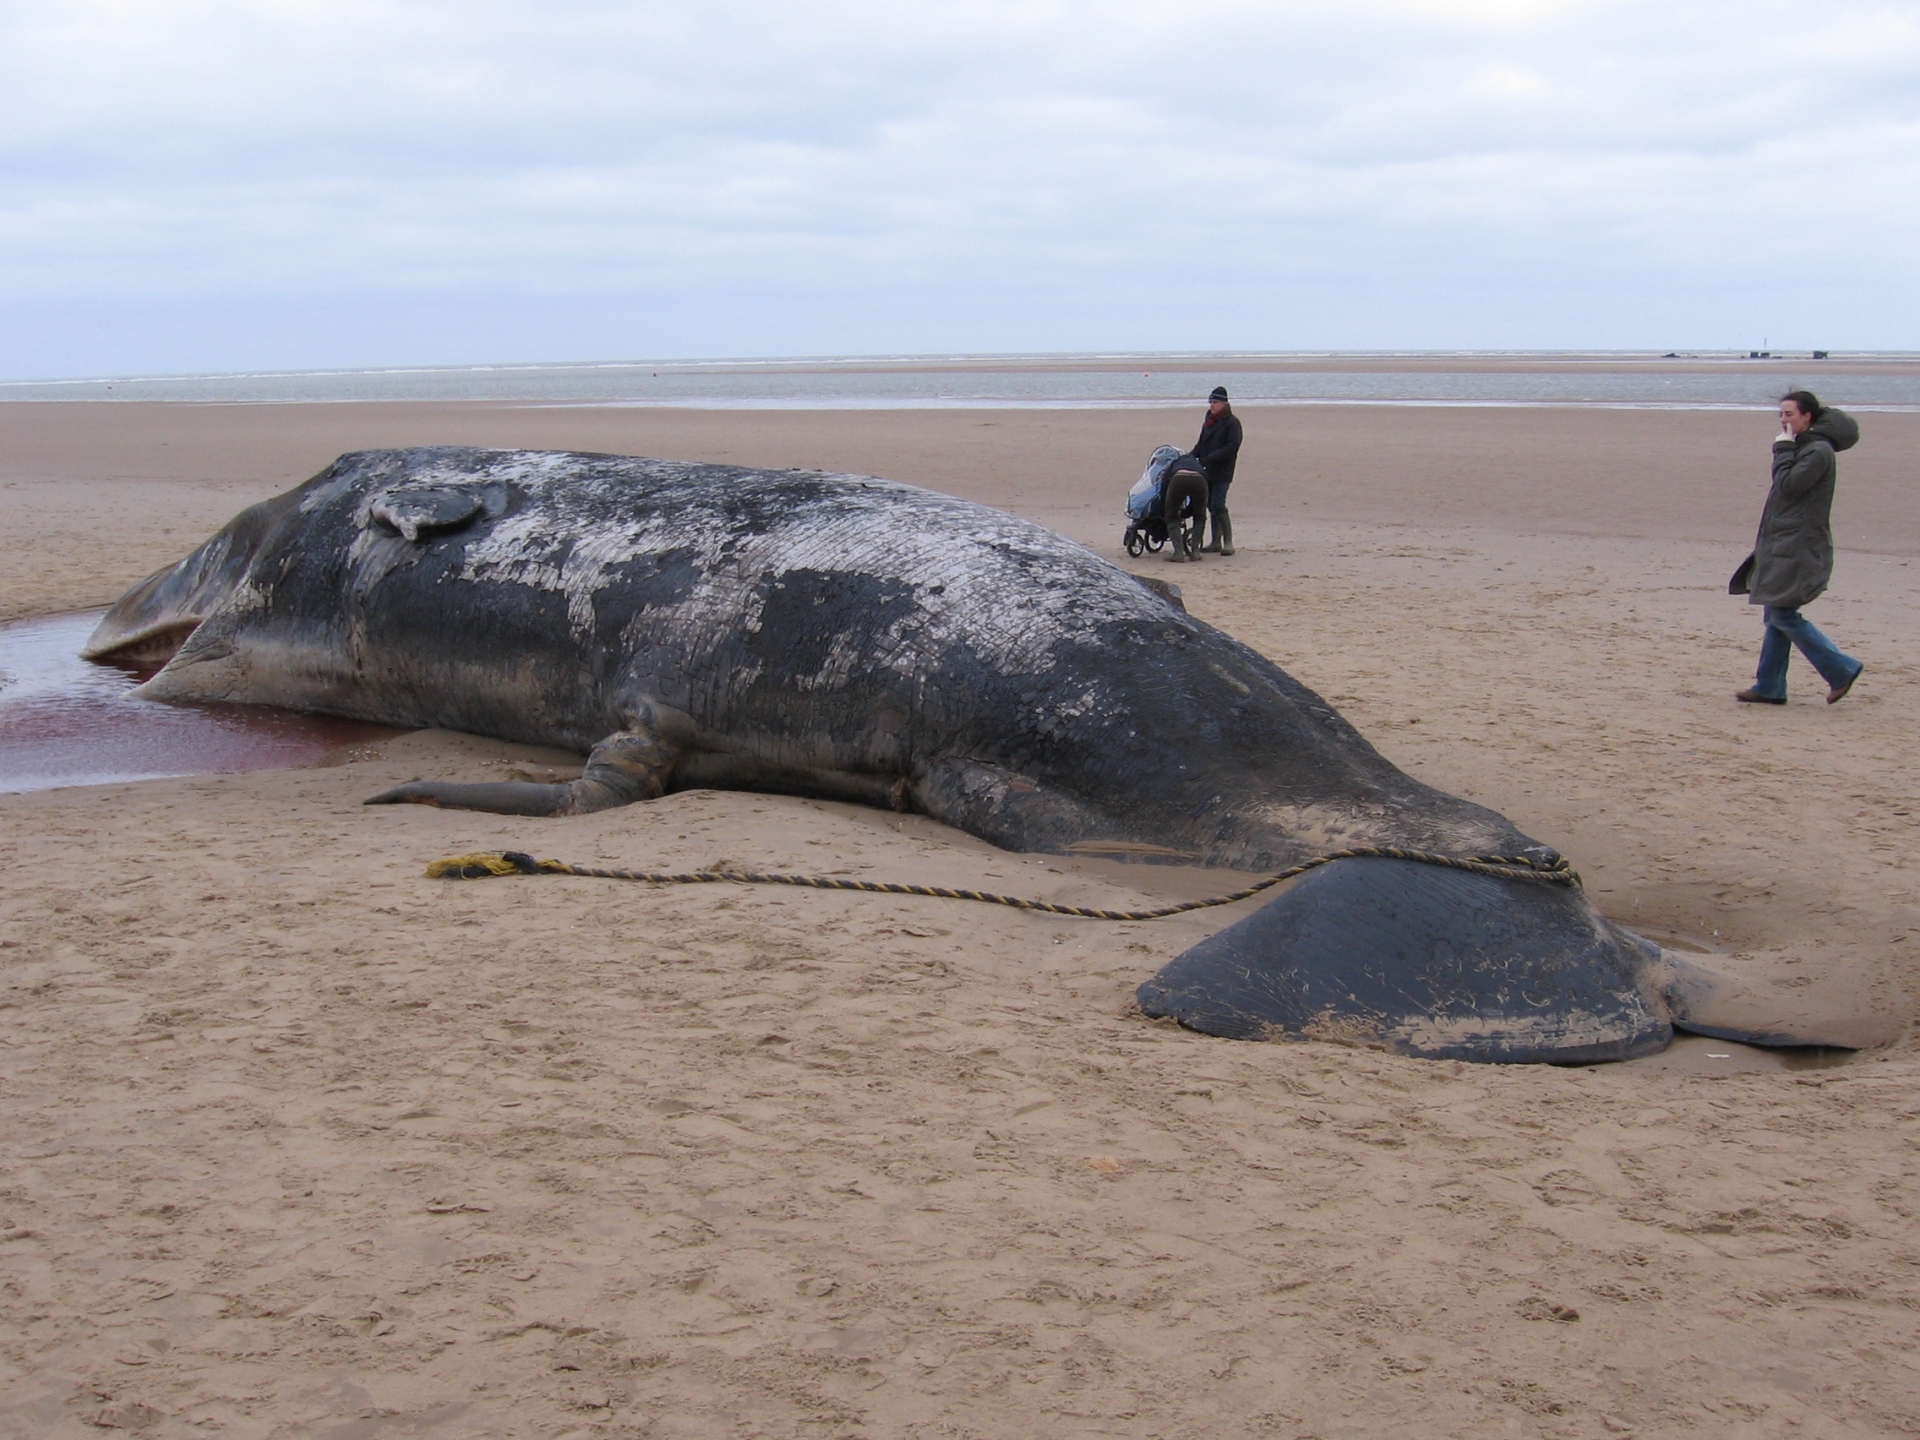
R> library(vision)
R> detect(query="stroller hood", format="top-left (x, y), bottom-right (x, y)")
top-left (1129, 445), bottom-right (1189, 521)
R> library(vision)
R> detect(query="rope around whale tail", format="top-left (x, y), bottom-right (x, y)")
top-left (422, 845), bottom-right (1580, 921)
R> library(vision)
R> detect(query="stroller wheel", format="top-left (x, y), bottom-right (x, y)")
top-left (1124, 527), bottom-right (1144, 557)
top-left (1145, 531), bottom-right (1165, 552)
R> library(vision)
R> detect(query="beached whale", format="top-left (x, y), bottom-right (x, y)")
top-left (85, 447), bottom-right (1846, 1063)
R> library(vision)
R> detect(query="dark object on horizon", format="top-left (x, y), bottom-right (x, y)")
top-left (85, 447), bottom-right (1863, 1064)
top-left (1813, 350), bottom-right (1829, 359)
top-left (1749, 350), bottom-right (1774, 359)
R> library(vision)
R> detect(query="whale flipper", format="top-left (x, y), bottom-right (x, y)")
top-left (366, 726), bottom-right (678, 816)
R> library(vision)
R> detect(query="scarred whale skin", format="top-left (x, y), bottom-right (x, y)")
top-left (85, 447), bottom-right (1847, 1063)
top-left (87, 446), bottom-right (1530, 866)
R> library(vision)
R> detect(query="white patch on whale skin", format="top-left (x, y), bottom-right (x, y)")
top-left (1048, 684), bottom-right (1103, 723)
top-left (460, 507), bottom-right (660, 633)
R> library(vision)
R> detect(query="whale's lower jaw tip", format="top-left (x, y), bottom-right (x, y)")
top-left (1135, 855), bottom-right (1675, 1066)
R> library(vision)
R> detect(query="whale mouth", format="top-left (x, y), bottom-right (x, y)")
top-left (78, 618), bottom-right (202, 669)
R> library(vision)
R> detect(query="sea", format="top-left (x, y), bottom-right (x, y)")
top-left (5, 352), bottom-right (1919, 410)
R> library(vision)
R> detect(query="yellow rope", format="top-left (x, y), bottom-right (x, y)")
top-left (424, 845), bottom-right (1579, 921)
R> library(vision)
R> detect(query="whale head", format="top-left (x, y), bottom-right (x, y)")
top-left (80, 489), bottom-right (304, 667)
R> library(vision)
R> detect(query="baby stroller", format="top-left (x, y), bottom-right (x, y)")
top-left (1123, 445), bottom-right (1207, 559)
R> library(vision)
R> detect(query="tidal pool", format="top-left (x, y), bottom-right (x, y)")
top-left (0, 610), bottom-right (403, 795)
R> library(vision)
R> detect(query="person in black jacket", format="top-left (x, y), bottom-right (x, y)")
top-left (1194, 386), bottom-right (1242, 554)
top-left (1729, 390), bottom-right (1864, 705)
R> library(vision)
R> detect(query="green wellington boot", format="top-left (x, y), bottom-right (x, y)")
top-left (1219, 511), bottom-right (1234, 556)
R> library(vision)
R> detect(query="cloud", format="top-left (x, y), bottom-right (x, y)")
top-left (0, 0), bottom-right (1915, 374)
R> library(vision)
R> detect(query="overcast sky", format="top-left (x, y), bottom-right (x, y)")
top-left (2, 0), bottom-right (1915, 378)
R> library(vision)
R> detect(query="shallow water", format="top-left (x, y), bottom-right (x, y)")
top-left (0, 611), bottom-right (402, 795)
top-left (6, 352), bottom-right (1920, 409)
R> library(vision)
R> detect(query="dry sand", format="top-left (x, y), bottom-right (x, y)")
top-left (1, 402), bottom-right (1917, 1438)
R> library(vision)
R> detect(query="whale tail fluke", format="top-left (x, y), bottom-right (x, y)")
top-left (1136, 856), bottom-right (1674, 1064)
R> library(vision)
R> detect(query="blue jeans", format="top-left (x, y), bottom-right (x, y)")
top-left (1207, 478), bottom-right (1232, 517)
top-left (1753, 607), bottom-right (1859, 698)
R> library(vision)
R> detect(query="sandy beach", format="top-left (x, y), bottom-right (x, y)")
top-left (2, 401), bottom-right (1917, 1438)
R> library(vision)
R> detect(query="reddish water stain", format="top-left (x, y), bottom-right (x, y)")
top-left (0, 610), bottom-right (406, 795)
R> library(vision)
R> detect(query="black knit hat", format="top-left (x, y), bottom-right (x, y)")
top-left (1208, 386), bottom-right (1229, 403)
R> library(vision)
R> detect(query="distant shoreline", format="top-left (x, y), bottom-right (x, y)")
top-left (5, 350), bottom-right (1918, 409)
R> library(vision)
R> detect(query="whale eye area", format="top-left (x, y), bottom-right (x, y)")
top-left (370, 487), bottom-right (486, 542)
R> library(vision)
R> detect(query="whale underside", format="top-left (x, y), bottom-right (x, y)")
top-left (83, 447), bottom-right (1856, 1063)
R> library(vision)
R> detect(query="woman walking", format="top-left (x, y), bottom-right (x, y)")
top-left (1730, 390), bottom-right (1864, 705)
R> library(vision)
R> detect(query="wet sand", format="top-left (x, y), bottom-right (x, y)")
top-left (1, 403), bottom-right (1916, 1436)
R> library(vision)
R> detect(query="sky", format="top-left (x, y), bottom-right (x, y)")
top-left (2, 0), bottom-right (1916, 379)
